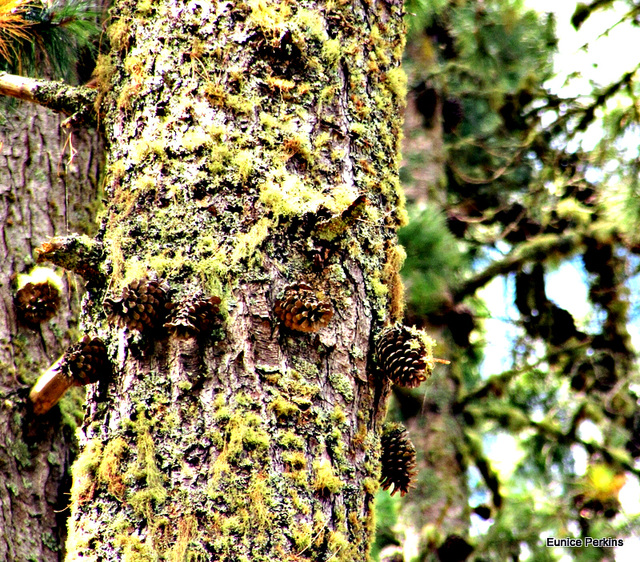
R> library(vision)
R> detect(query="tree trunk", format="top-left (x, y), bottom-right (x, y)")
top-left (66, 1), bottom-right (408, 560)
top-left (0, 101), bottom-right (102, 561)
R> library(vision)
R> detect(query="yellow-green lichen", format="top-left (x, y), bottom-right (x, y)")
top-left (283, 450), bottom-right (306, 470)
top-left (97, 437), bottom-right (129, 500)
top-left (313, 459), bottom-right (343, 495)
top-left (270, 396), bottom-right (299, 420)
top-left (280, 431), bottom-right (304, 450)
top-left (328, 370), bottom-right (354, 403)
top-left (70, 439), bottom-right (103, 505)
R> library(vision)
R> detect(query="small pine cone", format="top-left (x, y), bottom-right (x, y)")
top-left (375, 325), bottom-right (434, 388)
top-left (274, 283), bottom-right (333, 333)
top-left (15, 281), bottom-right (61, 324)
top-left (380, 424), bottom-right (417, 497)
top-left (63, 336), bottom-right (110, 385)
top-left (164, 295), bottom-right (221, 338)
top-left (436, 534), bottom-right (474, 562)
top-left (104, 278), bottom-right (173, 332)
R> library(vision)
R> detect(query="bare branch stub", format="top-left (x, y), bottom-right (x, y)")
top-left (0, 72), bottom-right (97, 127)
top-left (36, 235), bottom-right (106, 284)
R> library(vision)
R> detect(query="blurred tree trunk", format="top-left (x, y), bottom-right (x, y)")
top-left (64, 1), bottom-right (408, 560)
top-left (390, 48), bottom-right (472, 561)
top-left (0, 102), bottom-right (102, 560)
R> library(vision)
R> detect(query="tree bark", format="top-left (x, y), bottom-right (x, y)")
top-left (0, 100), bottom-right (102, 561)
top-left (66, 1), bottom-right (408, 560)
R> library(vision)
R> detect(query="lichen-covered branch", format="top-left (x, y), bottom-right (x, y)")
top-left (36, 235), bottom-right (106, 284)
top-left (0, 72), bottom-right (97, 127)
top-left (453, 231), bottom-right (583, 302)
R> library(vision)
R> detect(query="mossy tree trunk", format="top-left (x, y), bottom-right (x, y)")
top-left (0, 102), bottom-right (102, 561)
top-left (66, 1), bottom-right (408, 560)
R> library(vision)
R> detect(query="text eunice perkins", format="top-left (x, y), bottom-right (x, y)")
top-left (546, 537), bottom-right (623, 548)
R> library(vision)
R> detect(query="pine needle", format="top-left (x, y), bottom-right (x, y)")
top-left (0, 0), bottom-right (34, 67)
top-left (0, 0), bottom-right (99, 80)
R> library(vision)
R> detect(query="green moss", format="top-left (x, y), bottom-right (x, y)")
top-left (322, 38), bottom-right (342, 66)
top-left (330, 405), bottom-right (347, 424)
top-left (270, 396), bottom-right (299, 420)
top-left (233, 149), bottom-right (254, 182)
top-left (115, 535), bottom-right (155, 562)
top-left (130, 139), bottom-right (152, 165)
top-left (133, 174), bottom-right (156, 191)
top-left (313, 459), bottom-right (343, 495)
top-left (124, 55), bottom-right (144, 78)
top-left (259, 172), bottom-right (324, 217)
top-left (248, 475), bottom-right (273, 530)
top-left (296, 7), bottom-right (326, 41)
top-left (283, 451), bottom-right (306, 470)
top-left (229, 217), bottom-right (272, 265)
top-left (136, 0), bottom-right (154, 16)
top-left (291, 522), bottom-right (313, 551)
top-left (124, 409), bottom-right (167, 519)
top-left (242, 426), bottom-right (270, 452)
top-left (58, 385), bottom-right (85, 432)
top-left (98, 437), bottom-right (128, 499)
top-left (246, 0), bottom-right (291, 37)
top-left (363, 477), bottom-right (379, 495)
top-left (107, 19), bottom-right (131, 52)
top-left (280, 431), bottom-right (304, 450)
top-left (182, 129), bottom-right (211, 152)
top-left (70, 439), bottom-right (103, 505)
top-left (327, 531), bottom-right (350, 560)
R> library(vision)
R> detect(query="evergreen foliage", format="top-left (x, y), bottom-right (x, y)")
top-left (378, 0), bottom-right (640, 560)
top-left (0, 0), bottom-right (99, 81)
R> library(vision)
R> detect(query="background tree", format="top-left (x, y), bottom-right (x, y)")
top-left (373, 0), bottom-right (640, 560)
top-left (0, 1), bottom-right (103, 559)
top-left (1, 1), bottom-right (423, 561)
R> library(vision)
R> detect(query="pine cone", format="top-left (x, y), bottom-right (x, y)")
top-left (15, 281), bottom-right (61, 324)
top-left (63, 336), bottom-right (110, 385)
top-left (436, 534), bottom-right (474, 562)
top-left (164, 295), bottom-right (221, 338)
top-left (380, 424), bottom-right (417, 497)
top-left (274, 283), bottom-right (333, 333)
top-left (104, 278), bottom-right (173, 332)
top-left (375, 325), bottom-right (434, 388)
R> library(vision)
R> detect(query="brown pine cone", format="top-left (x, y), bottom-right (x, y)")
top-left (104, 278), bottom-right (173, 332)
top-left (15, 281), bottom-right (61, 324)
top-left (164, 295), bottom-right (221, 338)
top-left (375, 324), bottom-right (434, 388)
top-left (63, 336), bottom-right (110, 385)
top-left (274, 283), bottom-right (333, 333)
top-left (380, 423), bottom-right (417, 497)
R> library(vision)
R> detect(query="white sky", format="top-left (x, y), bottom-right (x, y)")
top-left (523, 0), bottom-right (638, 94)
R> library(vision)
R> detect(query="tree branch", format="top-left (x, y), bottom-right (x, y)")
top-left (36, 234), bottom-right (106, 285)
top-left (453, 231), bottom-right (583, 302)
top-left (0, 72), bottom-right (97, 128)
